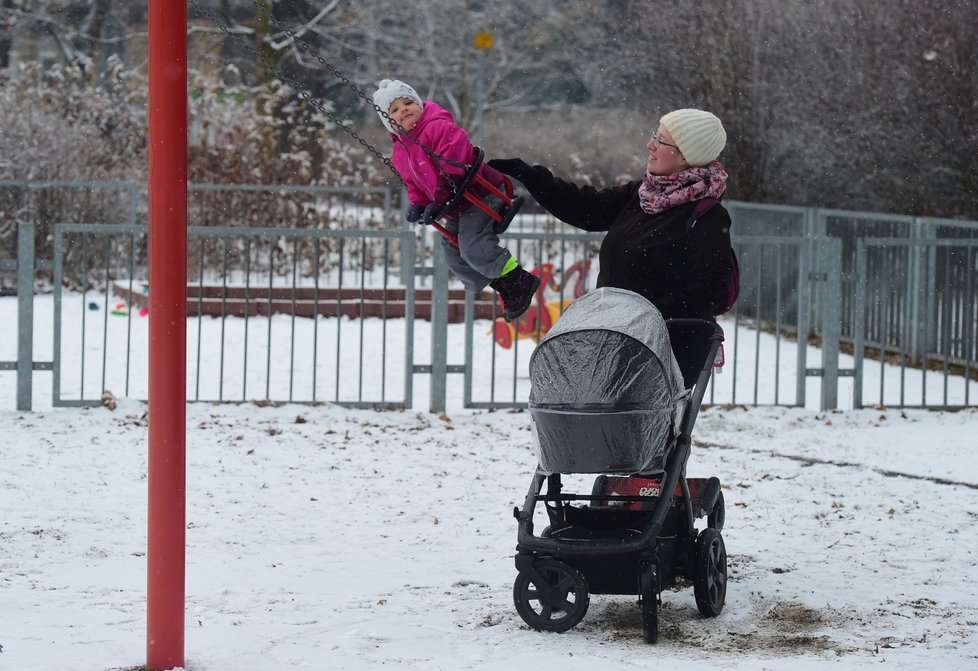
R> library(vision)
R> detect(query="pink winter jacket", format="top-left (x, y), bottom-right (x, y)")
top-left (389, 101), bottom-right (506, 219)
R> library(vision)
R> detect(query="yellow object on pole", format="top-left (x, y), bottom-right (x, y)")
top-left (474, 32), bottom-right (494, 50)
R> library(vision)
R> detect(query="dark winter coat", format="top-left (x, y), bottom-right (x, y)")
top-left (521, 168), bottom-right (733, 320)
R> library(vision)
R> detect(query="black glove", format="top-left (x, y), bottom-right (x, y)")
top-left (406, 203), bottom-right (426, 223)
top-left (421, 202), bottom-right (440, 226)
top-left (488, 158), bottom-right (544, 186)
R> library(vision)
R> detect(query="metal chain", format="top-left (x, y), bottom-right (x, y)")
top-left (190, 0), bottom-right (401, 183)
top-left (247, 0), bottom-right (470, 173)
top-left (190, 0), bottom-right (472, 196)
top-left (253, 0), bottom-right (470, 198)
top-left (283, 30), bottom-right (470, 174)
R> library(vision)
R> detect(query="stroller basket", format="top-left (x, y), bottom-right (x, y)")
top-left (528, 288), bottom-right (688, 475)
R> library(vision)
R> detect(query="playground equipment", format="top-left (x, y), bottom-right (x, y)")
top-left (493, 260), bottom-right (592, 349)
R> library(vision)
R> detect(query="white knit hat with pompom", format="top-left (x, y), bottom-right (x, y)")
top-left (372, 79), bottom-right (424, 133)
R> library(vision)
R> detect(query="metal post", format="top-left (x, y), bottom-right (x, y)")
top-left (473, 31), bottom-right (493, 146)
top-left (403, 223), bottom-right (416, 410)
top-left (795, 239), bottom-right (812, 407)
top-left (852, 240), bottom-right (867, 408)
top-left (398, 187), bottom-right (411, 286)
top-left (908, 218), bottom-right (937, 361)
top-left (16, 221), bottom-right (35, 411)
top-left (463, 290), bottom-right (475, 407)
top-left (807, 206), bottom-right (826, 237)
top-left (147, 1), bottom-right (187, 668)
top-left (429, 241), bottom-right (449, 413)
top-left (818, 239), bottom-right (843, 410)
top-left (921, 221), bottom-right (939, 359)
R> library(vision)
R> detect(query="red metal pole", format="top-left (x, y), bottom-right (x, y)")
top-left (147, 1), bottom-right (187, 668)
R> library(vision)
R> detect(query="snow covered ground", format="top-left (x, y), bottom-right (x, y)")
top-left (2, 296), bottom-right (978, 670)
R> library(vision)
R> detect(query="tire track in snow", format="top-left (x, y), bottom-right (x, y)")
top-left (695, 439), bottom-right (978, 490)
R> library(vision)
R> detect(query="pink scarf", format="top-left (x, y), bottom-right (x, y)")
top-left (638, 160), bottom-right (728, 215)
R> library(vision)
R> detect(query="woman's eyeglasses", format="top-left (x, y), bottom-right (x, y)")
top-left (650, 132), bottom-right (679, 150)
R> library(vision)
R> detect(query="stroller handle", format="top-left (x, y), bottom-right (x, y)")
top-left (664, 318), bottom-right (725, 341)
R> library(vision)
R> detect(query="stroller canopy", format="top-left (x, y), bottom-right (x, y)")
top-left (528, 288), bottom-right (688, 475)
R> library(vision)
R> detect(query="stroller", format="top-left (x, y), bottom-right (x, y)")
top-left (512, 287), bottom-right (727, 643)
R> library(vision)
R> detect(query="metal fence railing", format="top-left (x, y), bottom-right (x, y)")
top-left (853, 238), bottom-right (978, 409)
top-left (4, 180), bottom-right (978, 411)
top-left (48, 221), bottom-right (415, 408)
top-left (461, 230), bottom-right (844, 411)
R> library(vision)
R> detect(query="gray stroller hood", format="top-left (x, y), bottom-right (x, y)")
top-left (528, 288), bottom-right (689, 475)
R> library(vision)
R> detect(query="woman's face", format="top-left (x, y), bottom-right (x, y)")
top-left (388, 98), bottom-right (422, 132)
top-left (646, 124), bottom-right (687, 176)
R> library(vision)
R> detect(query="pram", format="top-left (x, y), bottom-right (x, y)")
top-left (512, 287), bottom-right (727, 643)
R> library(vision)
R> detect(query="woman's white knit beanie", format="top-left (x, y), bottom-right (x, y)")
top-left (660, 109), bottom-right (726, 166)
top-left (372, 79), bottom-right (424, 133)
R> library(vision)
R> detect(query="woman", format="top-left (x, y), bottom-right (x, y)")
top-left (488, 108), bottom-right (733, 384)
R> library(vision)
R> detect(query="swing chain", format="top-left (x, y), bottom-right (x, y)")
top-left (190, 0), bottom-right (402, 184)
top-left (285, 29), bottom-right (470, 174)
top-left (245, 0), bottom-right (470, 187)
top-left (191, 0), bottom-right (473, 204)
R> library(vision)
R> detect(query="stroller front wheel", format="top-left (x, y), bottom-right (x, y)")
top-left (640, 562), bottom-right (660, 644)
top-left (513, 559), bottom-right (589, 633)
top-left (693, 528), bottom-right (728, 617)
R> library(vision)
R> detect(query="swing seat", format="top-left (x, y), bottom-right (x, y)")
top-left (434, 147), bottom-right (524, 236)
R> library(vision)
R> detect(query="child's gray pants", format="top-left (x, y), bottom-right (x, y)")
top-left (438, 197), bottom-right (512, 292)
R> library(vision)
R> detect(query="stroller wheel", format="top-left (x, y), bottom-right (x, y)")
top-left (708, 490), bottom-right (725, 531)
top-left (639, 563), bottom-right (659, 644)
top-left (693, 528), bottom-right (727, 617)
top-left (513, 559), bottom-right (589, 632)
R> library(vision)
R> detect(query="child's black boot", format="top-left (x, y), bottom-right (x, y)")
top-left (490, 266), bottom-right (541, 322)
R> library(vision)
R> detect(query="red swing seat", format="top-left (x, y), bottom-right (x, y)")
top-left (429, 147), bottom-right (524, 248)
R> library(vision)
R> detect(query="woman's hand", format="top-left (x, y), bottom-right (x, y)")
top-left (488, 158), bottom-right (543, 186)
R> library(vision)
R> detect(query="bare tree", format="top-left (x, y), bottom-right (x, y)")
top-left (212, 0), bottom-right (594, 139)
top-left (0, 0), bottom-right (139, 77)
top-left (4, 0), bottom-right (977, 218)
top-left (0, 0), bottom-right (17, 68)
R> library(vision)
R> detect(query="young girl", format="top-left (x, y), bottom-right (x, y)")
top-left (372, 78), bottom-right (539, 322)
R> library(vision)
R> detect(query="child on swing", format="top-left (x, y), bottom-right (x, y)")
top-left (372, 78), bottom-right (540, 322)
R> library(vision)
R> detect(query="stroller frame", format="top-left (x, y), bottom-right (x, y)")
top-left (512, 319), bottom-right (727, 643)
